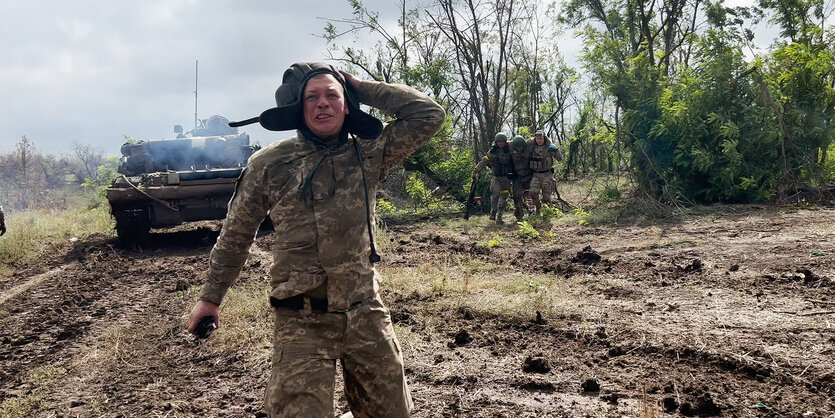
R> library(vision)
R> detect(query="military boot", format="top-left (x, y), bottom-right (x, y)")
top-left (495, 209), bottom-right (505, 225)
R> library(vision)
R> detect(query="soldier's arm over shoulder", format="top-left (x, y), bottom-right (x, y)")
top-left (354, 80), bottom-right (445, 178)
top-left (198, 156), bottom-right (270, 305)
top-left (473, 155), bottom-right (489, 176)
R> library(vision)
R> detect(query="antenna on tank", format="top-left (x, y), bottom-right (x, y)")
top-left (194, 60), bottom-right (199, 130)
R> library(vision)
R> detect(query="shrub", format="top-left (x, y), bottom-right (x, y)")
top-left (597, 186), bottom-right (622, 203)
top-left (487, 234), bottom-right (503, 248)
top-left (517, 221), bottom-right (540, 240)
top-left (376, 199), bottom-right (397, 217)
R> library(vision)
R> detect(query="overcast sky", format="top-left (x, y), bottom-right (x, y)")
top-left (0, 0), bottom-right (777, 158)
top-left (0, 0), bottom-right (407, 157)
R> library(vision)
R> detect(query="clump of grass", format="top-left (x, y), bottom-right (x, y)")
top-left (381, 260), bottom-right (567, 319)
top-left (28, 364), bottom-right (67, 384)
top-left (0, 206), bottom-right (114, 269)
top-left (211, 281), bottom-right (272, 354)
top-left (0, 396), bottom-right (42, 418)
top-left (486, 234), bottom-right (503, 248)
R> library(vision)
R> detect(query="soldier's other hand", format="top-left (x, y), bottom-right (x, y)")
top-left (188, 300), bottom-right (219, 335)
top-left (471, 173), bottom-right (477, 179)
top-left (339, 71), bottom-right (361, 90)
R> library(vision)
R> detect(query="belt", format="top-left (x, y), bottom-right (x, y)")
top-left (534, 169), bottom-right (553, 173)
top-left (271, 294), bottom-right (328, 312)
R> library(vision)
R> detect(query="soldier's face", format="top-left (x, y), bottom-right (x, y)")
top-left (303, 74), bottom-right (349, 138)
top-left (496, 140), bottom-right (506, 148)
top-left (535, 135), bottom-right (544, 145)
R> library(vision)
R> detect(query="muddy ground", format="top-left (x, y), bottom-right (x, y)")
top-left (0, 205), bottom-right (833, 417)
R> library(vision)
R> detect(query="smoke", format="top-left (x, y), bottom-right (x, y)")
top-left (118, 116), bottom-right (257, 175)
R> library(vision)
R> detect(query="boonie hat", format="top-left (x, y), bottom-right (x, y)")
top-left (230, 62), bottom-right (383, 139)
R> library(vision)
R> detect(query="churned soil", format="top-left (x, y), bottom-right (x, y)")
top-left (0, 206), bottom-right (833, 417)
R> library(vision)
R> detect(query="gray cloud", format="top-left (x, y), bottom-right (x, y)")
top-left (0, 0), bottom-right (398, 156)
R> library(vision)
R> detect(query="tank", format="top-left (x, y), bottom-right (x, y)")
top-left (106, 115), bottom-right (260, 242)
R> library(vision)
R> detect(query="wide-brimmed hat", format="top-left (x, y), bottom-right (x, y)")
top-left (229, 62), bottom-right (383, 139)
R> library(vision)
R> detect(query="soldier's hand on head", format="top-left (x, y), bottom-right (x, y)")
top-left (188, 299), bottom-right (219, 335)
top-left (339, 71), bottom-right (361, 90)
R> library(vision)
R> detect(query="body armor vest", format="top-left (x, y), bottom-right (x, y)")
top-left (529, 143), bottom-right (553, 172)
top-left (488, 147), bottom-right (514, 177)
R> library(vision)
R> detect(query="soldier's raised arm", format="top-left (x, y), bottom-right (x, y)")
top-left (342, 71), bottom-right (445, 179)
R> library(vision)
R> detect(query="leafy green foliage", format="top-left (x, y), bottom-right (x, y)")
top-left (81, 156), bottom-right (119, 204)
top-left (405, 172), bottom-right (435, 209)
top-left (597, 186), bottom-right (622, 203)
top-left (516, 221), bottom-right (540, 240)
top-left (376, 199), bottom-right (397, 217)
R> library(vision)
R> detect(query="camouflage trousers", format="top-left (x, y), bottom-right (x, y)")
top-left (489, 176), bottom-right (512, 222)
top-left (265, 294), bottom-right (412, 418)
top-left (529, 171), bottom-right (556, 212)
top-left (511, 175), bottom-right (532, 221)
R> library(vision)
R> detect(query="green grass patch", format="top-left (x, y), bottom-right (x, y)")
top-left (0, 396), bottom-right (43, 418)
top-left (28, 364), bottom-right (67, 384)
top-left (0, 206), bottom-right (114, 270)
top-left (380, 260), bottom-right (568, 319)
top-left (209, 281), bottom-right (273, 354)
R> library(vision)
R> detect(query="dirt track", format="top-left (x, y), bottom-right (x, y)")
top-left (0, 207), bottom-right (833, 417)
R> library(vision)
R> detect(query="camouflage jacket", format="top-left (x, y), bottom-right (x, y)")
top-left (198, 80), bottom-right (445, 311)
top-left (473, 146), bottom-right (514, 178)
top-left (511, 143), bottom-right (531, 178)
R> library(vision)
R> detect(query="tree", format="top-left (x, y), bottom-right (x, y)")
top-left (71, 141), bottom-right (105, 181)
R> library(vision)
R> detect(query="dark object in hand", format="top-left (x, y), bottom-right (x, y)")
top-left (194, 315), bottom-right (216, 339)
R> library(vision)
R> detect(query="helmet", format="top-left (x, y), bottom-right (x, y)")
top-left (512, 135), bottom-right (526, 148)
top-left (494, 132), bottom-right (508, 143)
top-left (548, 143), bottom-right (558, 152)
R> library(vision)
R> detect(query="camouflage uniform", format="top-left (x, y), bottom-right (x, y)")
top-left (510, 138), bottom-right (532, 221)
top-left (528, 137), bottom-right (562, 213)
top-left (198, 79), bottom-right (445, 417)
top-left (472, 140), bottom-right (514, 224)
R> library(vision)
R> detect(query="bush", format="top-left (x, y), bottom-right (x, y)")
top-left (597, 186), bottom-right (622, 203)
top-left (377, 199), bottom-right (397, 217)
top-left (405, 173), bottom-right (436, 209)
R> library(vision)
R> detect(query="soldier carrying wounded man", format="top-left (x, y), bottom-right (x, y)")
top-left (471, 132), bottom-right (515, 224)
top-left (528, 130), bottom-right (563, 214)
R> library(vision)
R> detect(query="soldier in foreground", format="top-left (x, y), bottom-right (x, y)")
top-left (510, 135), bottom-right (533, 221)
top-left (528, 130), bottom-right (563, 214)
top-left (471, 133), bottom-right (515, 224)
top-left (187, 62), bottom-right (445, 417)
